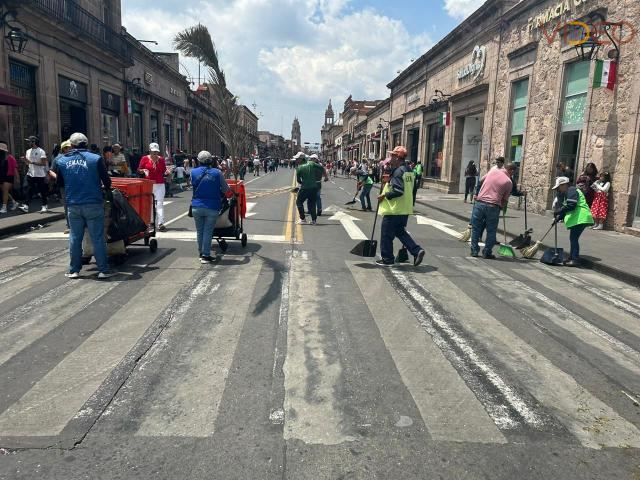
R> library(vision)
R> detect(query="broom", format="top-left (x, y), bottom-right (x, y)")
top-left (458, 208), bottom-right (473, 242)
top-left (521, 221), bottom-right (556, 259)
top-left (497, 211), bottom-right (516, 258)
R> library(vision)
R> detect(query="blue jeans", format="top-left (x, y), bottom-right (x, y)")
top-left (569, 224), bottom-right (587, 260)
top-left (192, 207), bottom-right (219, 256)
top-left (360, 183), bottom-right (372, 209)
top-left (380, 215), bottom-right (421, 263)
top-left (470, 201), bottom-right (500, 256)
top-left (68, 203), bottom-right (109, 274)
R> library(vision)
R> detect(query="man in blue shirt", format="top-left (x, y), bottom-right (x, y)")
top-left (190, 150), bottom-right (231, 263)
top-left (55, 132), bottom-right (113, 279)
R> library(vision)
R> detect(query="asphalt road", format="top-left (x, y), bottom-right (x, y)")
top-left (0, 169), bottom-right (639, 479)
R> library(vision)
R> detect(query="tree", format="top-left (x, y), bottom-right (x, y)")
top-left (174, 24), bottom-right (250, 178)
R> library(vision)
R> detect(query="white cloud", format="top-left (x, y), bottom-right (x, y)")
top-left (444, 0), bottom-right (486, 19)
top-left (122, 0), bottom-right (432, 143)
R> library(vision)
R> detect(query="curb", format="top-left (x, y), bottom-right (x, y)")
top-left (0, 213), bottom-right (66, 239)
top-left (418, 199), bottom-right (640, 289)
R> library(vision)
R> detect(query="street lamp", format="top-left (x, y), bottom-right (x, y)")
top-left (1, 10), bottom-right (28, 54)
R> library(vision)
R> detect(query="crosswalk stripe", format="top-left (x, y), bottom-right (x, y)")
top-left (530, 262), bottom-right (640, 319)
top-left (451, 257), bottom-right (640, 376)
top-left (566, 270), bottom-right (640, 305)
top-left (348, 262), bottom-right (507, 444)
top-left (522, 267), bottom-right (640, 338)
top-left (0, 258), bottom-right (199, 437)
top-left (0, 255), bottom-right (37, 273)
top-left (0, 279), bottom-right (122, 367)
top-left (135, 261), bottom-right (262, 437)
top-left (283, 251), bottom-right (354, 445)
top-left (386, 267), bottom-right (548, 431)
top-left (0, 249), bottom-right (66, 284)
top-left (412, 270), bottom-right (640, 449)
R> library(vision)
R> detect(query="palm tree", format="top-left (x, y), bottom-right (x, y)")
top-left (174, 24), bottom-right (250, 178)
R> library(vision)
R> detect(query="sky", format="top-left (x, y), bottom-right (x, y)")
top-left (122, 0), bottom-right (487, 145)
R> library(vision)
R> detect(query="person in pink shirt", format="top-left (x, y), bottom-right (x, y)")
top-left (138, 142), bottom-right (170, 231)
top-left (470, 161), bottom-right (515, 259)
top-left (0, 142), bottom-right (21, 214)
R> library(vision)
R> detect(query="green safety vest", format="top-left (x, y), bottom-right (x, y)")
top-left (379, 170), bottom-right (415, 216)
top-left (414, 163), bottom-right (423, 176)
top-left (564, 188), bottom-right (594, 228)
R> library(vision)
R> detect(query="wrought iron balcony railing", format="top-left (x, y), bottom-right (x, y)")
top-left (32, 0), bottom-right (133, 65)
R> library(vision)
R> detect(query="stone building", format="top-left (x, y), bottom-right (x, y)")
top-left (365, 98), bottom-right (391, 161)
top-left (291, 117), bottom-right (302, 152)
top-left (188, 84), bottom-right (224, 157)
top-left (0, 0), bottom-right (132, 158)
top-left (341, 96), bottom-right (382, 163)
top-left (238, 105), bottom-right (259, 157)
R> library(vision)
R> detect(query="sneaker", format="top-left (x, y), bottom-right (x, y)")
top-left (65, 272), bottom-right (80, 279)
top-left (310, 220), bottom-right (317, 225)
top-left (0, 206), bottom-right (6, 214)
top-left (18, 204), bottom-right (28, 213)
top-left (592, 224), bottom-right (603, 230)
top-left (8, 202), bottom-right (17, 211)
top-left (296, 219), bottom-right (306, 225)
top-left (375, 259), bottom-right (394, 267)
top-left (158, 224), bottom-right (167, 232)
top-left (317, 211), bottom-right (322, 216)
top-left (482, 252), bottom-right (496, 260)
top-left (63, 228), bottom-right (70, 234)
top-left (200, 255), bottom-right (214, 264)
top-left (40, 206), bottom-right (48, 213)
top-left (470, 251), bottom-right (479, 257)
top-left (565, 259), bottom-right (581, 267)
top-left (98, 271), bottom-right (115, 279)
top-left (414, 249), bottom-right (426, 266)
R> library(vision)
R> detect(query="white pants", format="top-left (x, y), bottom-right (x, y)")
top-left (153, 183), bottom-right (165, 226)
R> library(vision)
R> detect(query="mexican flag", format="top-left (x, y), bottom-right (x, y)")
top-left (438, 111), bottom-right (450, 127)
top-left (593, 60), bottom-right (617, 90)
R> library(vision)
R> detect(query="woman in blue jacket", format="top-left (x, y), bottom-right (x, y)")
top-left (191, 151), bottom-right (231, 263)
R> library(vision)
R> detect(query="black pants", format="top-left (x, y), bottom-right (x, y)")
top-left (27, 176), bottom-right (48, 207)
top-left (296, 188), bottom-right (318, 221)
top-left (464, 177), bottom-right (476, 201)
top-left (413, 175), bottom-right (422, 205)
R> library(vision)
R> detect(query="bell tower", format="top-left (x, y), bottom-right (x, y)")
top-left (324, 99), bottom-right (334, 127)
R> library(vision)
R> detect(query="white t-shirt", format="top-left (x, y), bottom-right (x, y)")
top-left (253, 159), bottom-right (260, 166)
top-left (175, 166), bottom-right (185, 179)
top-left (26, 147), bottom-right (47, 177)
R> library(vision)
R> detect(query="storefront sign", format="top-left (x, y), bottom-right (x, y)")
top-left (527, 0), bottom-right (590, 32)
top-left (101, 90), bottom-right (120, 114)
top-left (406, 92), bottom-right (420, 104)
top-left (457, 45), bottom-right (487, 82)
top-left (170, 87), bottom-right (181, 97)
top-left (59, 76), bottom-right (87, 103)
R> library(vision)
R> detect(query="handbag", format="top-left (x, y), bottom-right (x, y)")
top-left (188, 170), bottom-right (213, 217)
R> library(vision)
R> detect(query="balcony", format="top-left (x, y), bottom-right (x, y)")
top-left (31, 0), bottom-right (133, 65)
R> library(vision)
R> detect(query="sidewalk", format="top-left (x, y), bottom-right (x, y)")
top-left (415, 190), bottom-right (640, 287)
top-left (0, 198), bottom-right (65, 238)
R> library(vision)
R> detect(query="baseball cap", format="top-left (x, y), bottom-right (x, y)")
top-left (197, 150), bottom-right (212, 163)
top-left (69, 132), bottom-right (88, 146)
top-left (60, 140), bottom-right (72, 149)
top-left (388, 146), bottom-right (408, 158)
top-left (0, 142), bottom-right (8, 152)
top-left (25, 135), bottom-right (38, 143)
top-left (149, 142), bottom-right (160, 152)
top-left (551, 176), bottom-right (570, 190)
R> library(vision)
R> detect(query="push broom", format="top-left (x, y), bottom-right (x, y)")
top-left (497, 210), bottom-right (516, 258)
top-left (521, 221), bottom-right (556, 259)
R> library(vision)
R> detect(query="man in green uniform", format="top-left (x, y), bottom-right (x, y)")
top-left (296, 154), bottom-right (326, 225)
top-left (376, 146), bottom-right (426, 266)
top-left (412, 161), bottom-right (423, 206)
top-left (552, 176), bottom-right (594, 267)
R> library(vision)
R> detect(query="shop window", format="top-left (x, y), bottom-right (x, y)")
top-left (508, 78), bottom-right (529, 185)
top-left (150, 110), bottom-right (159, 145)
top-left (101, 113), bottom-right (119, 146)
top-left (9, 61), bottom-right (37, 159)
top-left (425, 123), bottom-right (445, 179)
top-left (132, 112), bottom-right (142, 152)
top-left (177, 123), bottom-right (184, 151)
top-left (557, 61), bottom-right (589, 176)
top-left (392, 132), bottom-right (401, 148)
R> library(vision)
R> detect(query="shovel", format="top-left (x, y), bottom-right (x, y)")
top-left (350, 199), bottom-right (380, 257)
top-left (509, 195), bottom-right (532, 249)
top-left (540, 222), bottom-right (564, 265)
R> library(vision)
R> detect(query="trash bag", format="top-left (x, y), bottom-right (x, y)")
top-left (107, 189), bottom-right (147, 242)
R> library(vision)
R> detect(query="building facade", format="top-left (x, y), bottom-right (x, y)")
top-left (238, 105), bottom-right (259, 157)
top-left (291, 117), bottom-right (302, 152)
top-left (1, 0), bottom-right (131, 158)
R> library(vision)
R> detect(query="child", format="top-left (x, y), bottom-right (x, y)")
top-left (590, 172), bottom-right (610, 230)
top-left (174, 164), bottom-right (186, 191)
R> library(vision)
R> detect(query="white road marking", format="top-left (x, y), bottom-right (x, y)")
top-left (0, 259), bottom-right (198, 437)
top-left (327, 211), bottom-right (367, 240)
top-left (283, 252), bottom-right (354, 445)
top-left (246, 202), bottom-right (257, 218)
top-left (0, 247), bottom-right (17, 254)
top-left (415, 215), bottom-right (463, 238)
top-left (163, 211), bottom-right (189, 226)
top-left (163, 200), bottom-right (173, 206)
top-left (417, 272), bottom-right (640, 449)
top-left (348, 262), bottom-right (506, 444)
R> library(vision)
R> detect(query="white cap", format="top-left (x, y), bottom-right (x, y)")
top-left (197, 150), bottom-right (212, 162)
top-left (69, 132), bottom-right (88, 146)
top-left (149, 142), bottom-right (160, 152)
top-left (310, 154), bottom-right (319, 160)
top-left (552, 176), bottom-right (570, 190)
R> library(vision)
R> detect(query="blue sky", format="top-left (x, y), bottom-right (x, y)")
top-left (122, 0), bottom-right (485, 145)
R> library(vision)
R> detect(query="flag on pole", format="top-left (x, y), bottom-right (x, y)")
top-left (593, 60), bottom-right (617, 90)
top-left (438, 111), bottom-right (450, 127)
